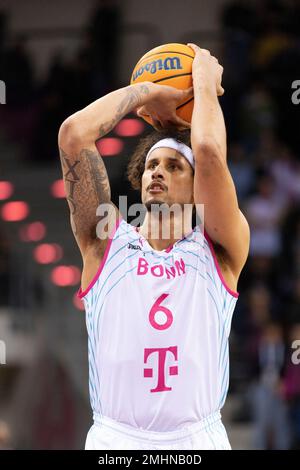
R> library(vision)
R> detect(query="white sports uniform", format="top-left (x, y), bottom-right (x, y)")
top-left (78, 218), bottom-right (239, 450)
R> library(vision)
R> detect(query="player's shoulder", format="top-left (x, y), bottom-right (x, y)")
top-left (87, 217), bottom-right (137, 259)
top-left (80, 217), bottom-right (135, 295)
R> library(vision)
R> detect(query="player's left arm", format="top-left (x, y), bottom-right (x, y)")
top-left (188, 44), bottom-right (250, 278)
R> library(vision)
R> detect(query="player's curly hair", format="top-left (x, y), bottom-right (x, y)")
top-left (127, 129), bottom-right (192, 191)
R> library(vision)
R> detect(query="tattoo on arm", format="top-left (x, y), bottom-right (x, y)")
top-left (60, 147), bottom-right (111, 241)
top-left (83, 149), bottom-right (111, 203)
top-left (98, 84), bottom-right (150, 138)
top-left (59, 84), bottom-right (149, 243)
top-left (59, 149), bottom-right (79, 235)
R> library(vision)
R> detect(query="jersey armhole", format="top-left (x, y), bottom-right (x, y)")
top-left (77, 217), bottom-right (122, 299)
top-left (204, 229), bottom-right (239, 299)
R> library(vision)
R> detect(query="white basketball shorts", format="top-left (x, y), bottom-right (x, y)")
top-left (85, 411), bottom-right (231, 450)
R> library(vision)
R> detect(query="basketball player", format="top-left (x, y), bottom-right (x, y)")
top-left (58, 44), bottom-right (250, 449)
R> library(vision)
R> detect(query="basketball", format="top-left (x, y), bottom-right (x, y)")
top-left (130, 43), bottom-right (195, 127)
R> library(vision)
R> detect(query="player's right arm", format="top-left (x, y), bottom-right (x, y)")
top-left (59, 85), bottom-right (155, 291)
top-left (58, 83), bottom-right (151, 258)
top-left (58, 82), bottom-right (192, 258)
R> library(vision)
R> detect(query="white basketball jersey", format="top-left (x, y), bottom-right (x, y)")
top-left (78, 218), bottom-right (238, 432)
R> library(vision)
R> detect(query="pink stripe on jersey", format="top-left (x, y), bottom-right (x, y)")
top-left (204, 230), bottom-right (239, 298)
top-left (77, 217), bottom-right (122, 299)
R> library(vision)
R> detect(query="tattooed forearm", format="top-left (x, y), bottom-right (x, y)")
top-left (60, 148), bottom-right (80, 235)
top-left (59, 83), bottom-right (147, 245)
top-left (60, 149), bottom-right (79, 214)
top-left (117, 84), bottom-right (150, 113)
top-left (60, 146), bottom-right (112, 242)
top-left (98, 84), bottom-right (150, 138)
top-left (83, 149), bottom-right (111, 203)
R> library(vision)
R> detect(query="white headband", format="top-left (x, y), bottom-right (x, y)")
top-left (145, 138), bottom-right (195, 169)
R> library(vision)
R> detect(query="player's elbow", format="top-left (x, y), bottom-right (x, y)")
top-left (194, 140), bottom-right (226, 178)
top-left (194, 138), bottom-right (224, 165)
top-left (58, 116), bottom-right (85, 152)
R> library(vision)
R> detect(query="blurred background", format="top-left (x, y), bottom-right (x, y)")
top-left (0, 0), bottom-right (299, 450)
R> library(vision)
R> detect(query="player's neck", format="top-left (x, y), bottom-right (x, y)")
top-left (139, 212), bottom-right (193, 251)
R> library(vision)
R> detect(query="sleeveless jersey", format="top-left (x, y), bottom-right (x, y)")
top-left (78, 218), bottom-right (239, 432)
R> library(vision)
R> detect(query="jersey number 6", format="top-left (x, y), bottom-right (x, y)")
top-left (149, 293), bottom-right (173, 330)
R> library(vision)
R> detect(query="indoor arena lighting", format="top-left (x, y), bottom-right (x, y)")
top-left (51, 265), bottom-right (81, 287)
top-left (19, 221), bottom-right (47, 242)
top-left (51, 179), bottom-right (66, 198)
top-left (1, 201), bottom-right (29, 221)
top-left (115, 119), bottom-right (144, 137)
top-left (33, 243), bottom-right (63, 264)
top-left (0, 181), bottom-right (14, 200)
top-left (96, 137), bottom-right (124, 156)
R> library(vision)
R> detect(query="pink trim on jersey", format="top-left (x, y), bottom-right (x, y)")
top-left (77, 218), bottom-right (122, 299)
top-left (204, 229), bottom-right (239, 298)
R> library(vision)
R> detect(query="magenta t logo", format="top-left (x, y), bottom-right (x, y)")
top-left (144, 346), bottom-right (178, 393)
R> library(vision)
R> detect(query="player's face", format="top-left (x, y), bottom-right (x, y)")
top-left (141, 148), bottom-right (194, 210)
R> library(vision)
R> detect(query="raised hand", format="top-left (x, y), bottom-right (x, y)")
top-left (187, 43), bottom-right (224, 97)
top-left (135, 83), bottom-right (193, 131)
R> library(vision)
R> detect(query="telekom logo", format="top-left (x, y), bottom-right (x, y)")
top-left (143, 293), bottom-right (178, 393)
top-left (144, 346), bottom-right (178, 392)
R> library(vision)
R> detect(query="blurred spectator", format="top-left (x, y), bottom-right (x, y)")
top-left (239, 84), bottom-right (276, 154)
top-left (253, 130), bottom-right (280, 170)
top-left (253, 24), bottom-right (291, 70)
top-left (250, 323), bottom-right (291, 449)
top-left (244, 284), bottom-right (272, 367)
top-left (228, 143), bottom-right (255, 201)
top-left (245, 172), bottom-right (287, 257)
top-left (282, 323), bottom-right (300, 449)
top-left (270, 146), bottom-right (300, 205)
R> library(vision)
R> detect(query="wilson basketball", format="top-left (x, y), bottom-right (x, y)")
top-left (130, 43), bottom-right (195, 127)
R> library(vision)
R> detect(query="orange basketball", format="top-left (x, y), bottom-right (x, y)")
top-left (130, 43), bottom-right (195, 127)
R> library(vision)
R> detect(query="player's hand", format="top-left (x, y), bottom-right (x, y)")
top-left (187, 43), bottom-right (224, 97)
top-left (135, 83), bottom-right (193, 131)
